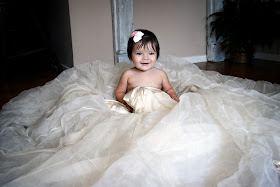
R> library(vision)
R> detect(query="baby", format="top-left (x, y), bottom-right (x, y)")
top-left (115, 29), bottom-right (179, 112)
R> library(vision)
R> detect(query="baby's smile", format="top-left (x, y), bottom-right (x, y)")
top-left (141, 62), bottom-right (150, 65)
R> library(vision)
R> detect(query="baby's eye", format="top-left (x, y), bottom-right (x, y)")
top-left (149, 52), bottom-right (155, 55)
top-left (136, 53), bottom-right (142, 55)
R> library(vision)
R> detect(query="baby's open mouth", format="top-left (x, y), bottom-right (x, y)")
top-left (141, 63), bottom-right (149, 65)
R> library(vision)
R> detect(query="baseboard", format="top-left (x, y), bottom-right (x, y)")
top-left (182, 53), bottom-right (280, 63)
top-left (182, 55), bottom-right (207, 63)
top-left (60, 63), bottom-right (71, 70)
top-left (254, 52), bottom-right (280, 62)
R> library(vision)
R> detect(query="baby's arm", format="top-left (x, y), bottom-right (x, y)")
top-left (166, 87), bottom-right (179, 102)
top-left (161, 70), bottom-right (180, 102)
top-left (115, 71), bottom-right (133, 112)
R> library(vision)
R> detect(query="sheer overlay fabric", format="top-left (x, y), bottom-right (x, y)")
top-left (0, 56), bottom-right (279, 186)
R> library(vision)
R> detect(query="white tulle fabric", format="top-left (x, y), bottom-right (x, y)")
top-left (0, 56), bottom-right (279, 186)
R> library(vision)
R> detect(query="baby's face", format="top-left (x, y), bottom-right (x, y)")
top-left (130, 42), bottom-right (157, 72)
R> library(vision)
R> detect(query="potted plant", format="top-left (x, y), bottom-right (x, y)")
top-left (209, 0), bottom-right (280, 63)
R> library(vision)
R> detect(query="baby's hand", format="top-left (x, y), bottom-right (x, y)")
top-left (170, 95), bottom-right (180, 102)
top-left (125, 103), bottom-right (133, 112)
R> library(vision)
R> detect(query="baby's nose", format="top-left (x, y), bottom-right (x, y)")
top-left (142, 53), bottom-right (148, 59)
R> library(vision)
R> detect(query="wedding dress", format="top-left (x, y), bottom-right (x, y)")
top-left (106, 86), bottom-right (178, 113)
top-left (0, 56), bottom-right (279, 186)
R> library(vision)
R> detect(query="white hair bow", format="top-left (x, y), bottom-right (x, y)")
top-left (130, 31), bottom-right (144, 43)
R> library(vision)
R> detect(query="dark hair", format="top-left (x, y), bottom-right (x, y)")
top-left (127, 29), bottom-right (160, 60)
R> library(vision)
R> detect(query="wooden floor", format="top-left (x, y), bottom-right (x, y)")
top-left (0, 57), bottom-right (61, 110)
top-left (195, 59), bottom-right (280, 84)
top-left (0, 58), bottom-right (280, 110)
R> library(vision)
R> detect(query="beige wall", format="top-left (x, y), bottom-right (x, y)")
top-left (134, 0), bottom-right (206, 58)
top-left (68, 0), bottom-right (114, 66)
top-left (68, 0), bottom-right (207, 66)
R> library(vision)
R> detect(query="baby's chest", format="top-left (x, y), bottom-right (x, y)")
top-left (128, 76), bottom-right (162, 88)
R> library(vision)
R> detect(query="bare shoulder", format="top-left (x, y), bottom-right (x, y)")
top-left (154, 68), bottom-right (168, 77)
top-left (121, 68), bottom-right (134, 77)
